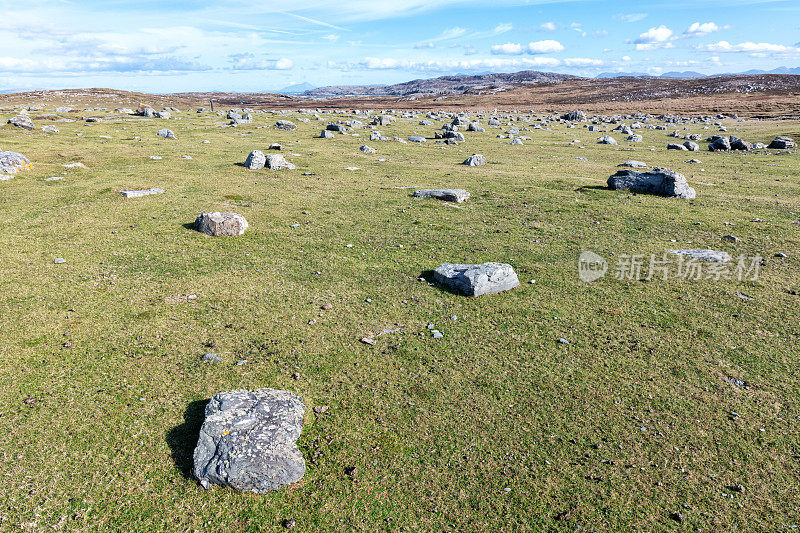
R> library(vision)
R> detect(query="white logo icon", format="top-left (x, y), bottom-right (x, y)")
top-left (578, 251), bottom-right (608, 282)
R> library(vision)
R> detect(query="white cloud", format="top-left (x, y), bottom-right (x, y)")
top-left (414, 42), bottom-right (435, 49)
top-left (593, 30), bottom-right (609, 38)
top-left (615, 13), bottom-right (648, 23)
top-left (331, 56), bottom-right (562, 72)
top-left (493, 23), bottom-right (513, 34)
top-left (539, 22), bottom-right (556, 32)
top-left (322, 34), bottom-right (340, 42)
top-left (633, 25), bottom-right (674, 50)
top-left (684, 22), bottom-right (723, 38)
top-left (563, 57), bottom-right (604, 66)
top-left (703, 41), bottom-right (798, 54)
top-left (229, 53), bottom-right (293, 70)
top-left (527, 39), bottom-right (564, 53)
top-left (622, 55), bottom-right (631, 61)
top-left (491, 42), bottom-right (524, 55)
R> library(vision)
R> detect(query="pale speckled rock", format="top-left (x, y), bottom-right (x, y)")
top-left (275, 120), bottom-right (297, 131)
top-left (195, 212), bottom-right (248, 236)
top-left (8, 115), bottom-right (34, 130)
top-left (120, 187), bottom-right (165, 198)
top-left (193, 388), bottom-right (306, 493)
top-left (157, 128), bottom-right (176, 139)
top-left (434, 262), bottom-right (519, 296)
top-left (265, 154), bottom-right (296, 170)
top-left (0, 151), bottom-right (33, 175)
top-left (668, 249), bottom-right (731, 263)
top-left (463, 154), bottom-right (486, 166)
top-left (42, 125), bottom-right (59, 133)
top-left (245, 150), bottom-right (266, 170)
top-left (608, 167), bottom-right (696, 199)
top-left (618, 160), bottom-right (648, 169)
top-left (413, 189), bottom-right (470, 203)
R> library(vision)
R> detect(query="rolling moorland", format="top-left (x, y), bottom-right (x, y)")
top-left (0, 74), bottom-right (799, 531)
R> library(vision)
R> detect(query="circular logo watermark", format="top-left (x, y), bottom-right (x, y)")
top-left (578, 251), bottom-right (608, 282)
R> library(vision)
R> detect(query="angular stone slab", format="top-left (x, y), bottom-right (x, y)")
top-left (434, 262), bottom-right (519, 296)
top-left (120, 187), bottom-right (165, 198)
top-left (193, 389), bottom-right (306, 493)
top-left (668, 249), bottom-right (731, 263)
top-left (195, 212), bottom-right (248, 236)
top-left (608, 167), bottom-right (696, 199)
top-left (265, 154), bottom-right (296, 170)
top-left (413, 189), bottom-right (470, 203)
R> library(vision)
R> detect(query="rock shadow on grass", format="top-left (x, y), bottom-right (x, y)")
top-left (166, 399), bottom-right (208, 479)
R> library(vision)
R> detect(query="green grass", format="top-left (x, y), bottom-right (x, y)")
top-left (0, 108), bottom-right (799, 531)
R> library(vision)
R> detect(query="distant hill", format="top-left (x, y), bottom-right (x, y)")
top-left (598, 67), bottom-right (800, 79)
top-left (303, 70), bottom-right (578, 97)
top-left (278, 82), bottom-right (316, 94)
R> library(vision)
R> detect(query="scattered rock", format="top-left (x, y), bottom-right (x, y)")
top-left (0, 151), bottom-right (33, 175)
top-left (463, 154), bottom-right (486, 166)
top-left (433, 262), bottom-right (520, 296)
top-left (157, 128), bottom-right (176, 139)
top-left (245, 150), bottom-right (266, 170)
top-left (607, 168), bottom-right (696, 199)
top-left (413, 189), bottom-right (470, 203)
top-left (193, 389), bottom-right (306, 492)
top-left (120, 187), bottom-right (165, 198)
top-left (265, 154), bottom-right (296, 170)
top-left (195, 212), bottom-right (249, 236)
top-left (668, 249), bottom-right (731, 263)
top-left (767, 136), bottom-right (796, 149)
top-left (7, 115), bottom-right (34, 130)
top-left (618, 160), bottom-right (648, 169)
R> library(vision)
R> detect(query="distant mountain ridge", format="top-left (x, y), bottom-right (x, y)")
top-left (302, 70), bottom-right (578, 97)
top-left (302, 67), bottom-right (800, 97)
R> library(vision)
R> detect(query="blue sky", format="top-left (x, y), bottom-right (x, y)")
top-left (1, 0), bottom-right (799, 92)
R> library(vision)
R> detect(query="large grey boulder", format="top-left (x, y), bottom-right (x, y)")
top-left (413, 189), bottom-right (470, 203)
top-left (157, 128), bottom-right (176, 139)
top-left (561, 110), bottom-right (587, 122)
top-left (275, 120), bottom-right (297, 131)
top-left (667, 143), bottom-right (687, 151)
top-left (8, 115), bottom-right (34, 130)
top-left (767, 136), bottom-right (796, 149)
top-left (463, 154), bottom-right (486, 166)
top-left (669, 249), bottom-right (731, 263)
top-left (607, 167), bottom-right (696, 199)
top-left (265, 154), bottom-right (296, 170)
top-left (374, 115), bottom-right (395, 126)
top-left (434, 262), bottom-right (520, 296)
top-left (195, 212), bottom-right (249, 236)
top-left (359, 145), bottom-right (376, 154)
top-left (598, 135), bottom-right (618, 145)
top-left (245, 150), bottom-right (266, 170)
top-left (193, 389), bottom-right (306, 493)
top-left (320, 130), bottom-right (334, 139)
top-left (683, 141), bottom-right (700, 151)
top-left (709, 136), bottom-right (731, 151)
top-left (408, 136), bottom-right (426, 143)
top-left (729, 136), bottom-right (752, 151)
top-left (0, 151), bottom-right (33, 175)
top-left (626, 134), bottom-right (643, 142)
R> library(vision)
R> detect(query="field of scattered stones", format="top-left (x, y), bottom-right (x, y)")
top-left (1, 99), bottom-right (799, 530)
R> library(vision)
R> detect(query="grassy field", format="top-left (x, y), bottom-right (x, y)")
top-left (0, 105), bottom-right (798, 531)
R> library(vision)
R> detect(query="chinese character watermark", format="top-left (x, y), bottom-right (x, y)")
top-left (578, 251), bottom-right (761, 282)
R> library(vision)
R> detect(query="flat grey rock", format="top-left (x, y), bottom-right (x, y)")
top-left (120, 187), bottom-right (165, 198)
top-left (408, 136), bottom-right (426, 143)
top-left (413, 189), bottom-right (470, 203)
top-left (7, 115), bottom-right (34, 130)
top-left (598, 135), bottom-right (617, 145)
top-left (195, 212), bottom-right (248, 236)
top-left (434, 262), bottom-right (519, 296)
top-left (157, 128), bottom-right (176, 139)
top-left (618, 160), bottom-right (648, 169)
top-left (608, 167), bottom-right (696, 199)
top-left (669, 249), bottom-right (731, 263)
top-left (193, 389), bottom-right (306, 493)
